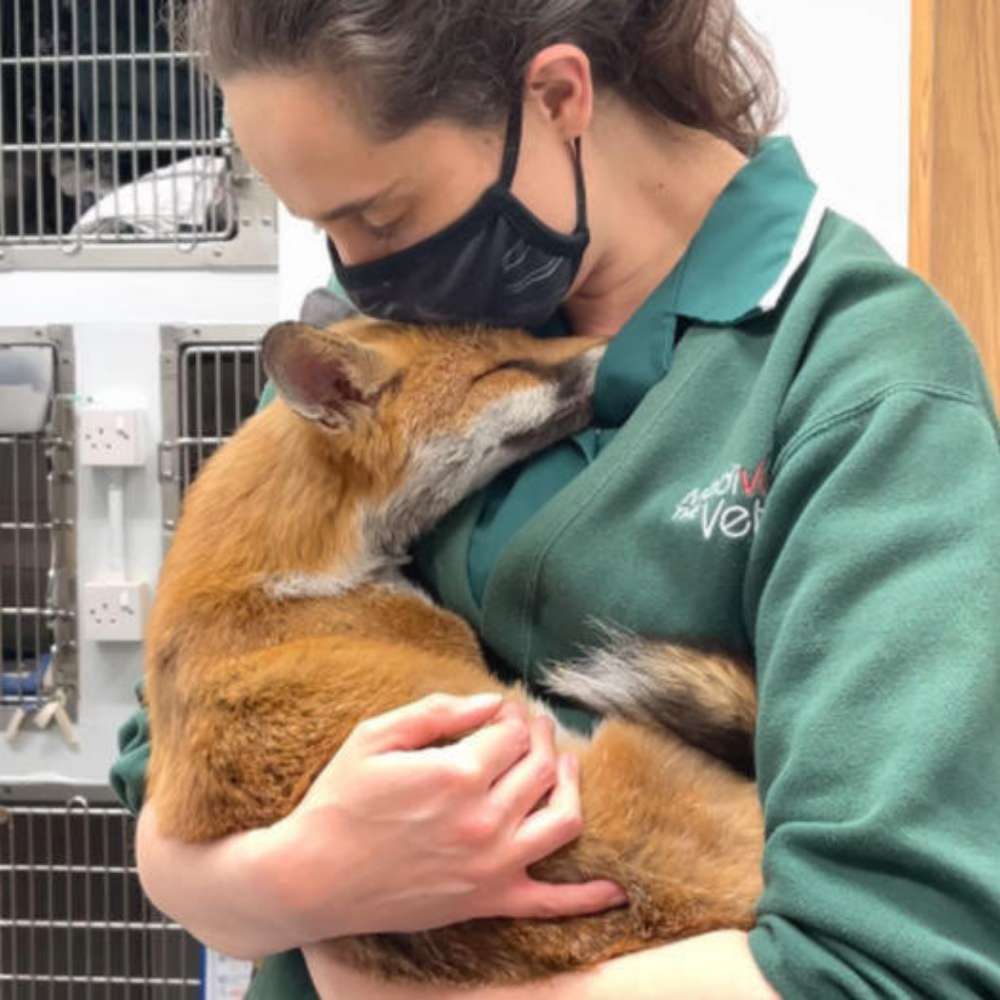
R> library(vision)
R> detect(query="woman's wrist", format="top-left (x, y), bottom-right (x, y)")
top-left (257, 803), bottom-right (364, 945)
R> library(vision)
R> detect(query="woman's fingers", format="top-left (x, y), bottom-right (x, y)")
top-left (499, 871), bottom-right (628, 920)
top-left (349, 692), bottom-right (505, 754)
top-left (489, 713), bottom-right (559, 819)
top-left (439, 713), bottom-right (532, 788)
top-left (511, 752), bottom-right (587, 866)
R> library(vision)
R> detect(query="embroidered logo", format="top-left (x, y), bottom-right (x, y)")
top-left (672, 457), bottom-right (770, 541)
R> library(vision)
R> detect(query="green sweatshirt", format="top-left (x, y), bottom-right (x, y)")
top-left (111, 138), bottom-right (1000, 999)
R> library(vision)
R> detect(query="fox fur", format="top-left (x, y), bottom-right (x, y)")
top-left (144, 315), bottom-right (763, 988)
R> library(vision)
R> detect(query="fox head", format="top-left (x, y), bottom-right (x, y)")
top-left (262, 315), bottom-right (605, 555)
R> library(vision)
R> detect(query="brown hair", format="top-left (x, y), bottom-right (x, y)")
top-left (180, 0), bottom-right (782, 152)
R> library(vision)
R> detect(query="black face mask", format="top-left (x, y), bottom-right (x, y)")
top-left (327, 99), bottom-right (590, 328)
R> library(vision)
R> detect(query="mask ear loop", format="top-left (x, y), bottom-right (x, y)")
top-left (569, 134), bottom-right (588, 231)
top-left (498, 97), bottom-right (524, 187)
top-left (499, 95), bottom-right (589, 232)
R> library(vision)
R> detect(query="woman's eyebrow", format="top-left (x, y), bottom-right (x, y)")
top-left (316, 182), bottom-right (400, 223)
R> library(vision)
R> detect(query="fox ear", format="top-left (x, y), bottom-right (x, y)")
top-left (262, 321), bottom-right (392, 430)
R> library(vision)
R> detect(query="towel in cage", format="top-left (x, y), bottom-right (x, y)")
top-left (1, 651), bottom-right (52, 702)
top-left (71, 155), bottom-right (230, 238)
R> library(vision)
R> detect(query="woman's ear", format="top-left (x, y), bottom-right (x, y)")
top-left (523, 43), bottom-right (593, 142)
top-left (262, 321), bottom-right (392, 430)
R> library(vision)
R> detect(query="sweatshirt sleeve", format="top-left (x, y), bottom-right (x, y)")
top-left (745, 385), bottom-right (1000, 998)
top-left (109, 681), bottom-right (150, 817)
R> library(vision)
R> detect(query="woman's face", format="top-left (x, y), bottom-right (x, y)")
top-left (224, 71), bottom-right (583, 269)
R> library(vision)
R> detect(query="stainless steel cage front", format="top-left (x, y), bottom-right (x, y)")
top-left (0, 325), bottom-right (77, 730)
top-left (0, 0), bottom-right (277, 269)
top-left (158, 324), bottom-right (268, 542)
top-left (0, 786), bottom-right (203, 999)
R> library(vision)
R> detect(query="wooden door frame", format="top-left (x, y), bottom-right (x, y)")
top-left (909, 0), bottom-right (1000, 406)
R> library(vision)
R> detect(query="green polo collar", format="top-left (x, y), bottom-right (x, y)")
top-left (536, 135), bottom-right (822, 426)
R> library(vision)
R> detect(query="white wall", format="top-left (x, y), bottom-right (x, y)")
top-left (741, 0), bottom-right (912, 263)
top-left (0, 0), bottom-right (913, 787)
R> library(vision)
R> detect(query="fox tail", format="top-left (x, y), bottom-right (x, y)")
top-left (543, 622), bottom-right (757, 775)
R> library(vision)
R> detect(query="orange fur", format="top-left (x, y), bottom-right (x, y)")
top-left (145, 317), bottom-right (763, 987)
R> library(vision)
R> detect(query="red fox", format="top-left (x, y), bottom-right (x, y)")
top-left (144, 315), bottom-right (763, 987)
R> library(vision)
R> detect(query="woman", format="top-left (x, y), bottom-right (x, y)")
top-left (112, 1), bottom-right (1000, 998)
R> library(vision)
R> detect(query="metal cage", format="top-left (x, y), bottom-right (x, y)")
top-left (158, 324), bottom-right (267, 540)
top-left (0, 325), bottom-right (77, 736)
top-left (0, 786), bottom-right (205, 999)
top-left (0, 0), bottom-right (277, 269)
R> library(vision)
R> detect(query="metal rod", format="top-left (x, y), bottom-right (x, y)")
top-left (103, 812), bottom-right (112, 997)
top-left (32, 0), bottom-right (43, 241)
top-left (195, 347), bottom-right (205, 470)
top-left (63, 806), bottom-right (72, 992)
top-left (67, 0), bottom-right (84, 254)
top-left (6, 805), bottom-right (15, 992)
top-left (109, 0), bottom-right (122, 231)
top-left (167, 0), bottom-right (181, 253)
top-left (26, 791), bottom-right (37, 1000)
top-left (90, 0), bottom-right (100, 238)
top-left (0, 137), bottom-right (230, 153)
top-left (0, 53), bottom-right (201, 66)
top-left (3, 863), bottom-right (136, 875)
top-left (13, 436), bottom-right (23, 672)
top-left (148, 0), bottom-right (160, 229)
top-left (51, 0), bottom-right (64, 244)
top-left (46, 810), bottom-right (54, 1000)
top-left (130, 0), bottom-right (140, 241)
top-left (122, 810), bottom-right (132, 990)
top-left (13, 0), bottom-right (26, 237)
top-left (0, 974), bottom-right (202, 987)
top-left (181, 4), bottom-right (200, 254)
top-left (0, 5), bottom-right (7, 239)
top-left (214, 347), bottom-right (223, 444)
top-left (30, 412), bottom-right (42, 707)
top-left (107, 468), bottom-right (128, 579)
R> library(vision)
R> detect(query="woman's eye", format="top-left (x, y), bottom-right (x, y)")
top-left (362, 217), bottom-right (404, 241)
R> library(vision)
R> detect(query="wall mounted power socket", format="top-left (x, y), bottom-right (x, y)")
top-left (79, 409), bottom-right (146, 467)
top-left (83, 581), bottom-right (150, 642)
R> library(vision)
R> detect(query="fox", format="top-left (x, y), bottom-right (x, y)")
top-left (144, 315), bottom-right (764, 988)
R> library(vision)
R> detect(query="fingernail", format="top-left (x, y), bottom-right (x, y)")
top-left (610, 888), bottom-right (629, 907)
top-left (468, 693), bottom-right (503, 710)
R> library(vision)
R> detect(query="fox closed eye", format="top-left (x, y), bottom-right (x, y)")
top-left (471, 361), bottom-right (539, 384)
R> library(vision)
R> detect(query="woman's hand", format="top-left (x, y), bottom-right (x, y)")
top-left (267, 692), bottom-right (626, 945)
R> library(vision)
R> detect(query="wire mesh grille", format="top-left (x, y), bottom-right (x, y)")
top-left (0, 332), bottom-right (76, 726)
top-left (172, 339), bottom-right (265, 501)
top-left (0, 797), bottom-right (203, 999)
top-left (0, 0), bottom-right (238, 257)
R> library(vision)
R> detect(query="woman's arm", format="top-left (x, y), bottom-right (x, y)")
top-left (305, 931), bottom-right (779, 1000)
top-left (135, 693), bottom-right (625, 960)
top-left (136, 802), bottom-right (295, 959)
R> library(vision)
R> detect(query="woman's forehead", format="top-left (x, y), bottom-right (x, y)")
top-left (223, 72), bottom-right (499, 222)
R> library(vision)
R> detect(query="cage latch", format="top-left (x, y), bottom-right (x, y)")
top-left (158, 441), bottom-right (177, 483)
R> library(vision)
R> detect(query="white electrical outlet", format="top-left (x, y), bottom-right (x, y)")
top-left (83, 581), bottom-right (150, 642)
top-left (79, 409), bottom-right (146, 467)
